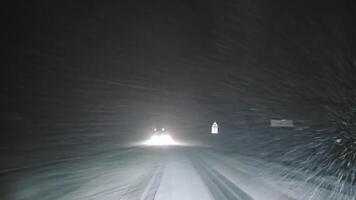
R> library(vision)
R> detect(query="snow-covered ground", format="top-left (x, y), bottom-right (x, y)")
top-left (1, 146), bottom-right (352, 200)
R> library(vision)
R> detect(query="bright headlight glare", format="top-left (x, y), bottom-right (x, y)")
top-left (143, 134), bottom-right (177, 146)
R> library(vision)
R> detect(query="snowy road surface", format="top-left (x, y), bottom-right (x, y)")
top-left (0, 146), bottom-right (348, 200)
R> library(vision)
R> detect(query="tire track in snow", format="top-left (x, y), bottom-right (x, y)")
top-left (190, 153), bottom-right (254, 200)
top-left (140, 165), bottom-right (164, 200)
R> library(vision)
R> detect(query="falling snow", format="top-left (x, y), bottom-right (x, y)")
top-left (1, 0), bottom-right (356, 199)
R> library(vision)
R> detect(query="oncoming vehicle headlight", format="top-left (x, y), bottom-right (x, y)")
top-left (143, 134), bottom-right (177, 146)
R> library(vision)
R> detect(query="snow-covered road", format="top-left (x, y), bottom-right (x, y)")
top-left (149, 147), bottom-right (294, 200)
top-left (1, 146), bottom-right (349, 200)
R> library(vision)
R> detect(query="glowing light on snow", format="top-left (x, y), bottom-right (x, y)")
top-left (143, 134), bottom-right (177, 146)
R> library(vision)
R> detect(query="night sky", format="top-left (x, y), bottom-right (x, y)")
top-left (2, 0), bottom-right (356, 194)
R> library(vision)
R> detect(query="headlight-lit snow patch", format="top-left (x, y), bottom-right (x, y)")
top-left (143, 134), bottom-right (177, 146)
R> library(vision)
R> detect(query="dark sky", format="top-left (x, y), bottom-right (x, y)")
top-left (2, 0), bottom-right (356, 166)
